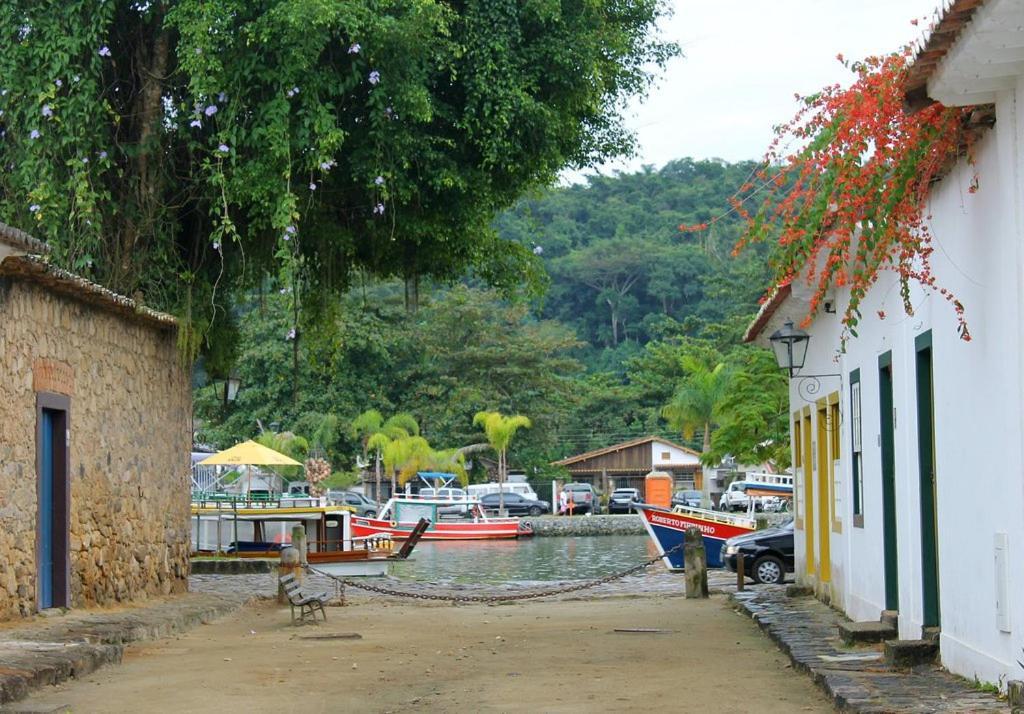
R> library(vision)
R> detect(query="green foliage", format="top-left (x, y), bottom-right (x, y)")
top-left (0, 0), bottom-right (675, 356)
top-left (705, 348), bottom-right (791, 469)
top-left (661, 353), bottom-right (728, 451)
top-left (192, 158), bottom-right (792, 476)
top-left (194, 284), bottom-right (580, 469)
top-left (495, 158), bottom-right (773, 362)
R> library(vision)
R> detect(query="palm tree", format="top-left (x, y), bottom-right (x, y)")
top-left (661, 356), bottom-right (728, 503)
top-left (473, 411), bottom-right (532, 514)
top-left (352, 410), bottom-right (420, 499)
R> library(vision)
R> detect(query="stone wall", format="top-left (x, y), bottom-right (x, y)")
top-left (0, 277), bottom-right (190, 618)
top-left (529, 515), bottom-right (647, 537)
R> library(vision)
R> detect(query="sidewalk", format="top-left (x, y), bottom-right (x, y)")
top-left (0, 592), bottom-right (249, 706)
top-left (732, 587), bottom-right (1010, 712)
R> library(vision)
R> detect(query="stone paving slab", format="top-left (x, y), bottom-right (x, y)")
top-left (0, 592), bottom-right (249, 707)
top-left (732, 588), bottom-right (1009, 712)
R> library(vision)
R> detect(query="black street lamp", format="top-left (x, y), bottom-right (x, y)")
top-left (769, 321), bottom-right (810, 377)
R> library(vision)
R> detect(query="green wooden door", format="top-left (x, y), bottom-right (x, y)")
top-left (915, 333), bottom-right (940, 627)
top-left (878, 353), bottom-right (899, 611)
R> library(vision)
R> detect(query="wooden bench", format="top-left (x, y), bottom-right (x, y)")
top-left (279, 574), bottom-right (330, 623)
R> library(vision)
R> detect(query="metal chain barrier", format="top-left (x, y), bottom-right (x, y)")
top-left (306, 541), bottom-right (685, 604)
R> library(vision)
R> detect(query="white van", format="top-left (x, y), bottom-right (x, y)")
top-left (467, 482), bottom-right (538, 501)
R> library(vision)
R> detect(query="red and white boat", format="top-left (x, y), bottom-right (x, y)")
top-left (350, 496), bottom-right (532, 541)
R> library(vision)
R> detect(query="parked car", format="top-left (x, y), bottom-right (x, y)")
top-left (718, 481), bottom-right (766, 512)
top-left (720, 519), bottom-right (795, 584)
top-left (671, 489), bottom-right (703, 508)
top-left (560, 483), bottom-right (599, 515)
top-left (328, 490), bottom-right (379, 517)
top-left (466, 482), bottom-right (539, 500)
top-left (479, 492), bottom-right (550, 516)
top-left (608, 488), bottom-right (641, 514)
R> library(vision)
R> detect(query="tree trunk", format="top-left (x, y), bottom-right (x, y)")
top-left (404, 274), bottom-right (420, 313)
top-left (116, 15), bottom-right (170, 292)
top-left (375, 452), bottom-right (382, 503)
top-left (606, 298), bottom-right (619, 345)
top-left (498, 450), bottom-right (505, 515)
top-left (701, 421), bottom-right (712, 508)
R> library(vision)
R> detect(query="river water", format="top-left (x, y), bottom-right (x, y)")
top-left (389, 534), bottom-right (665, 584)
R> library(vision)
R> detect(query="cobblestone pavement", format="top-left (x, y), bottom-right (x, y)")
top-left (0, 592), bottom-right (248, 706)
top-left (732, 588), bottom-right (1010, 712)
top-left (189, 567), bottom-right (737, 603)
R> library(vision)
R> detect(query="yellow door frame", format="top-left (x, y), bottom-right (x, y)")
top-left (815, 399), bottom-right (831, 583)
top-left (802, 407), bottom-right (814, 576)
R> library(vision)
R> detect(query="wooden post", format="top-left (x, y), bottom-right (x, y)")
top-left (278, 546), bottom-right (301, 603)
top-left (292, 524), bottom-right (307, 567)
top-left (684, 526), bottom-right (708, 599)
top-left (736, 553), bottom-right (745, 592)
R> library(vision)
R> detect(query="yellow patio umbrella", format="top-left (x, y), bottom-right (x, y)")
top-left (198, 440), bottom-right (302, 496)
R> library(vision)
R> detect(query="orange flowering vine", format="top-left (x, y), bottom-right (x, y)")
top-left (695, 50), bottom-right (979, 342)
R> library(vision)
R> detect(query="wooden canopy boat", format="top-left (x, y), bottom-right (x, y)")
top-left (190, 500), bottom-right (413, 575)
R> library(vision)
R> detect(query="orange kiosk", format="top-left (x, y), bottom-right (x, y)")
top-left (643, 471), bottom-right (674, 509)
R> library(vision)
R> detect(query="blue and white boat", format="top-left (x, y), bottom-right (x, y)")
top-left (635, 503), bottom-right (756, 569)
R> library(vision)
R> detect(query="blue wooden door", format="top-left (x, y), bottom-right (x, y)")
top-left (39, 409), bottom-right (55, 609)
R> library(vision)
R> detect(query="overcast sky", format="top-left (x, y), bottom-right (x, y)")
top-left (586, 0), bottom-right (941, 177)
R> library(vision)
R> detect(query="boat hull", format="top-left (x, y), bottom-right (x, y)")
top-left (351, 516), bottom-right (528, 541)
top-left (635, 504), bottom-right (756, 570)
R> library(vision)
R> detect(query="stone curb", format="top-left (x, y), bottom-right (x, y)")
top-left (730, 589), bottom-right (1010, 712)
top-left (0, 592), bottom-right (251, 706)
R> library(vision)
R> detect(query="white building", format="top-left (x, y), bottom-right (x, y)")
top-left (746, 0), bottom-right (1024, 688)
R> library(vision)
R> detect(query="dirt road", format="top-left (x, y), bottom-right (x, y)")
top-left (19, 594), bottom-right (830, 713)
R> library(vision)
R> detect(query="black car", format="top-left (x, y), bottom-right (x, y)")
top-left (671, 489), bottom-right (702, 508)
top-left (479, 492), bottom-right (550, 516)
top-left (720, 519), bottom-right (795, 584)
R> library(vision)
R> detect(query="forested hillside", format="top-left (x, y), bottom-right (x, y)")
top-left (194, 159), bottom-right (789, 483)
top-left (496, 158), bottom-right (773, 368)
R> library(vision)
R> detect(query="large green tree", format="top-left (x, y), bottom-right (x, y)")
top-left (0, 0), bottom-right (675, 353)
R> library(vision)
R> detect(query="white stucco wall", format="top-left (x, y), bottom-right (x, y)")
top-left (770, 86), bottom-right (1024, 687)
top-left (650, 441), bottom-right (700, 468)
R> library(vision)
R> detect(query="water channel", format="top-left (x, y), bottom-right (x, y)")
top-left (389, 534), bottom-right (665, 584)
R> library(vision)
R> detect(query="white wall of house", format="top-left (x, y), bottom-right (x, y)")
top-left (767, 49), bottom-right (1024, 686)
top-left (650, 440), bottom-right (701, 468)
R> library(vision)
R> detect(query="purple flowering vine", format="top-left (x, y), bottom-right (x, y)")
top-left (348, 43), bottom-right (361, 54)
top-left (373, 202), bottom-right (385, 216)
top-left (98, 46), bottom-right (111, 57)
top-left (217, 143), bottom-right (229, 153)
top-left (29, 129), bottom-right (40, 140)
top-left (204, 104), bottom-right (218, 116)
top-left (368, 70), bottom-right (381, 85)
